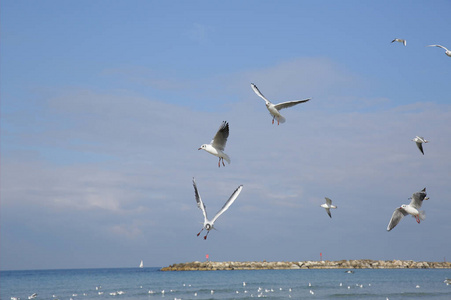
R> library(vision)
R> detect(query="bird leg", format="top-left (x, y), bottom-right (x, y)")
top-left (218, 158), bottom-right (221, 168)
top-left (272, 116), bottom-right (275, 124)
top-left (277, 118), bottom-right (280, 125)
top-left (197, 228), bottom-right (204, 236)
top-left (222, 158), bottom-right (225, 166)
top-left (415, 215), bottom-right (421, 223)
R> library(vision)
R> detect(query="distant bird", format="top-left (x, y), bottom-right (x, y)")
top-left (251, 83), bottom-right (310, 125)
top-left (321, 197), bottom-right (337, 218)
top-left (28, 294), bottom-right (37, 300)
top-left (391, 38), bottom-right (406, 46)
top-left (427, 44), bottom-right (451, 57)
top-left (198, 121), bottom-right (230, 167)
top-left (387, 188), bottom-right (429, 231)
top-left (192, 178), bottom-right (243, 239)
top-left (412, 136), bottom-right (428, 155)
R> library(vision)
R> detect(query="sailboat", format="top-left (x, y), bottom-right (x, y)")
top-left (139, 260), bottom-right (143, 268)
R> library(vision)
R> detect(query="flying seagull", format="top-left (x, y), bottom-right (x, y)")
top-left (321, 197), bottom-right (337, 218)
top-left (251, 83), bottom-right (311, 125)
top-left (391, 38), bottom-right (406, 46)
top-left (427, 44), bottom-right (451, 57)
top-left (198, 121), bottom-right (230, 167)
top-left (192, 178), bottom-right (243, 239)
top-left (387, 188), bottom-right (429, 231)
top-left (412, 136), bottom-right (428, 155)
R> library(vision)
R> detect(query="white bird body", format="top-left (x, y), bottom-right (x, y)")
top-left (387, 188), bottom-right (428, 231)
top-left (251, 83), bottom-right (310, 125)
top-left (199, 121), bottom-right (230, 167)
top-left (200, 144), bottom-right (230, 162)
top-left (412, 136), bottom-right (428, 155)
top-left (192, 178), bottom-right (243, 239)
top-left (321, 197), bottom-right (337, 218)
top-left (391, 38), bottom-right (406, 46)
top-left (428, 44), bottom-right (451, 57)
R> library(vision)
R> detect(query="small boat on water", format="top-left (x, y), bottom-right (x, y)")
top-left (139, 260), bottom-right (143, 268)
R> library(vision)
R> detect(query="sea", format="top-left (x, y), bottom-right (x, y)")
top-left (1, 267), bottom-right (451, 300)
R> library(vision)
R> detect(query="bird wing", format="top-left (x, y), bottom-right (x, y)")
top-left (274, 99), bottom-right (311, 111)
top-left (387, 207), bottom-right (408, 231)
top-left (251, 83), bottom-right (271, 104)
top-left (409, 188), bottom-right (427, 209)
top-left (417, 136), bottom-right (427, 143)
top-left (416, 142), bottom-right (424, 155)
top-left (326, 208), bottom-right (332, 218)
top-left (192, 178), bottom-right (208, 221)
top-left (210, 121), bottom-right (229, 151)
top-left (211, 185), bottom-right (243, 224)
top-left (325, 197), bottom-right (332, 206)
top-left (428, 44), bottom-right (449, 51)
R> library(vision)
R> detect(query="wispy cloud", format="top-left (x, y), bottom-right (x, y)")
top-left (2, 57), bottom-right (451, 270)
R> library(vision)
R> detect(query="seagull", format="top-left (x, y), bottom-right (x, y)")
top-left (391, 38), bottom-right (406, 46)
top-left (192, 178), bottom-right (243, 239)
top-left (427, 44), bottom-right (451, 57)
top-left (412, 136), bottom-right (428, 155)
top-left (251, 83), bottom-right (311, 125)
top-left (320, 197), bottom-right (337, 218)
top-left (387, 188), bottom-right (429, 231)
top-left (198, 121), bottom-right (230, 167)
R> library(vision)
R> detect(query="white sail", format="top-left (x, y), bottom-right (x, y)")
top-left (139, 260), bottom-right (143, 268)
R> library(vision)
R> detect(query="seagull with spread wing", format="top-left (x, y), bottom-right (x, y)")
top-left (387, 188), bottom-right (429, 231)
top-left (192, 178), bottom-right (243, 240)
top-left (412, 136), bottom-right (428, 155)
top-left (198, 121), bottom-right (230, 167)
top-left (427, 44), bottom-right (451, 57)
top-left (391, 38), bottom-right (406, 46)
top-left (251, 83), bottom-right (311, 125)
top-left (321, 197), bottom-right (337, 218)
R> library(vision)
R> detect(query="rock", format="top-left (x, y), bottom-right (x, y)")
top-left (160, 259), bottom-right (451, 271)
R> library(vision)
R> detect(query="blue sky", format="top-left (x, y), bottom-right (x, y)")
top-left (1, 0), bottom-right (450, 271)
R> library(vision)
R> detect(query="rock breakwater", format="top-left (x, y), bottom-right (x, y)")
top-left (161, 259), bottom-right (451, 271)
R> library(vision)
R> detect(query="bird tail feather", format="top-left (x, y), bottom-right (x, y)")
top-left (222, 153), bottom-right (231, 164)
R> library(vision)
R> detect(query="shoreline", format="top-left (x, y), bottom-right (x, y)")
top-left (161, 259), bottom-right (451, 271)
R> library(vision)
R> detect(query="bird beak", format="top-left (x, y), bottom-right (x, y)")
top-left (198, 148), bottom-right (202, 150)
top-left (424, 197), bottom-right (430, 200)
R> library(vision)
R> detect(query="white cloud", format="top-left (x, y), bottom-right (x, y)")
top-left (2, 57), bottom-right (451, 270)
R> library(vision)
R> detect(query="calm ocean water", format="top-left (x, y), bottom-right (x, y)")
top-left (1, 267), bottom-right (451, 300)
